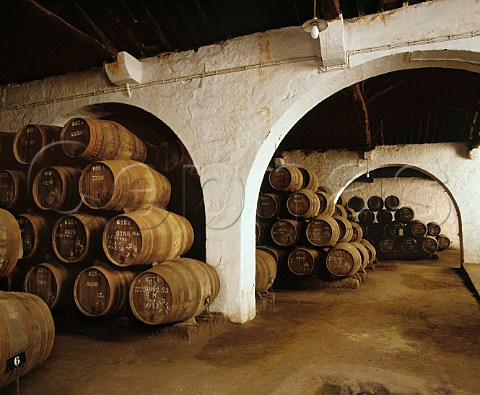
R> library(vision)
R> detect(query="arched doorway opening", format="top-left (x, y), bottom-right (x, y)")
top-left (61, 102), bottom-right (206, 260)
top-left (339, 165), bottom-right (461, 266)
top-left (252, 65), bottom-right (478, 296)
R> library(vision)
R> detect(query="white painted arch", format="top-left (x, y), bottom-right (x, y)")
top-left (337, 163), bottom-right (463, 259)
top-left (243, 51), bottom-right (480, 319)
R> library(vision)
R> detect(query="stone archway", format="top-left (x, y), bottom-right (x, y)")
top-left (338, 164), bottom-right (463, 263)
top-left (59, 102), bottom-right (206, 260)
top-left (244, 53), bottom-right (480, 320)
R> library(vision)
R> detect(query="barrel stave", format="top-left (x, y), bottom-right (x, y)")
top-left (0, 291), bottom-right (55, 388)
top-left (0, 209), bottom-right (23, 277)
top-left (129, 258), bottom-right (219, 325)
top-left (61, 118), bottom-right (147, 162)
top-left (80, 160), bottom-right (171, 211)
top-left (103, 208), bottom-right (194, 266)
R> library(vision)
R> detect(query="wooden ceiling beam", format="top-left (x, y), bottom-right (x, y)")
top-left (378, 0), bottom-right (385, 12)
top-left (351, 83), bottom-right (372, 148)
top-left (23, 0), bottom-right (117, 56)
top-left (355, 0), bottom-right (366, 17)
top-left (468, 108), bottom-right (480, 149)
top-left (320, 0), bottom-right (341, 20)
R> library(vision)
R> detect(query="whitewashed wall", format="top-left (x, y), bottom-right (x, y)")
top-left (342, 178), bottom-right (459, 249)
top-left (1, 0), bottom-right (480, 322)
top-left (283, 143), bottom-right (467, 256)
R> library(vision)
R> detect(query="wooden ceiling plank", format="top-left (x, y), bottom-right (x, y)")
top-left (351, 83), bottom-right (372, 148)
top-left (320, 0), bottom-right (341, 20)
top-left (73, 1), bottom-right (118, 51)
top-left (23, 0), bottom-right (117, 57)
top-left (150, 0), bottom-right (189, 49)
top-left (356, 0), bottom-right (366, 17)
top-left (291, 0), bottom-right (302, 25)
top-left (102, 0), bottom-right (144, 54)
top-left (366, 76), bottom-right (412, 104)
top-left (378, 0), bottom-right (385, 12)
top-left (139, 0), bottom-right (173, 50)
top-left (193, 0), bottom-right (218, 42)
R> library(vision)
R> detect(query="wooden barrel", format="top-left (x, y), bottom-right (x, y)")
top-left (0, 209), bottom-right (22, 277)
top-left (316, 191), bottom-right (335, 216)
top-left (74, 264), bottom-right (138, 317)
top-left (129, 258), bottom-right (220, 325)
top-left (255, 221), bottom-right (269, 244)
top-left (377, 238), bottom-right (395, 253)
top-left (256, 193), bottom-right (282, 220)
top-left (269, 165), bottom-right (303, 192)
top-left (60, 118), bottom-right (147, 162)
top-left (376, 209), bottom-right (393, 225)
top-left (436, 234), bottom-right (451, 251)
top-left (0, 170), bottom-right (29, 212)
top-left (350, 242), bottom-right (370, 270)
top-left (394, 205), bottom-right (415, 224)
top-left (32, 166), bottom-right (82, 211)
top-left (384, 195), bottom-right (401, 211)
top-left (367, 195), bottom-right (384, 211)
top-left (52, 214), bottom-right (108, 263)
top-left (80, 160), bottom-right (171, 211)
top-left (286, 189), bottom-right (320, 219)
top-left (270, 219), bottom-right (302, 247)
top-left (255, 249), bottom-right (277, 292)
top-left (387, 221), bottom-right (405, 238)
top-left (333, 215), bottom-right (354, 243)
top-left (427, 222), bottom-right (442, 236)
top-left (153, 139), bottom-right (195, 175)
top-left (358, 209), bottom-right (375, 225)
top-left (365, 223), bottom-right (386, 241)
top-left (400, 237), bottom-right (418, 253)
top-left (0, 291), bottom-right (55, 388)
top-left (298, 167), bottom-right (319, 191)
top-left (408, 220), bottom-right (427, 238)
top-left (103, 208), bottom-right (194, 267)
top-left (334, 204), bottom-right (348, 218)
top-left (16, 214), bottom-right (52, 260)
top-left (287, 247), bottom-right (319, 276)
top-left (421, 236), bottom-right (438, 254)
top-left (305, 215), bottom-right (340, 247)
top-left (256, 246), bottom-right (285, 265)
top-left (325, 243), bottom-right (362, 277)
top-left (0, 132), bottom-right (15, 168)
top-left (360, 239), bottom-right (376, 262)
top-left (347, 196), bottom-right (365, 212)
top-left (23, 261), bottom-right (81, 310)
top-left (346, 207), bottom-right (356, 222)
top-left (13, 124), bottom-right (62, 165)
top-left (350, 222), bottom-right (364, 242)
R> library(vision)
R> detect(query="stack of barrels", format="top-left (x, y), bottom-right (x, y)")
top-left (256, 164), bottom-right (376, 289)
top-left (347, 194), bottom-right (451, 260)
top-left (0, 118), bottom-right (219, 326)
top-left (0, 208), bottom-right (55, 387)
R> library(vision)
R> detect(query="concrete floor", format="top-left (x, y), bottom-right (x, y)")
top-left (2, 250), bottom-right (480, 395)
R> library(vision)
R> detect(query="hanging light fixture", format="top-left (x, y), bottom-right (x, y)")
top-left (302, 0), bottom-right (328, 39)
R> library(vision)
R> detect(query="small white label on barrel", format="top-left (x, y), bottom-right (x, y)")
top-left (69, 131), bottom-right (83, 137)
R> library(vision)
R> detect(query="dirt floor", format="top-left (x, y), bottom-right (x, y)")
top-left (3, 250), bottom-right (480, 395)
